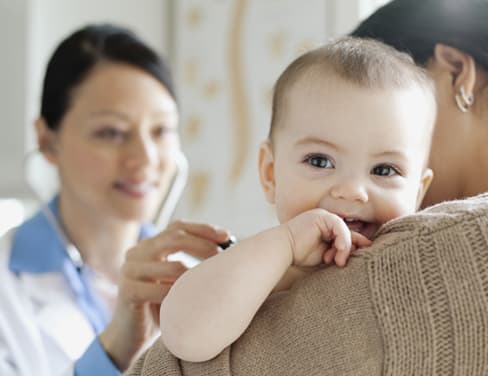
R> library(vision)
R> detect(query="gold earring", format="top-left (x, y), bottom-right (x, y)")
top-left (455, 85), bottom-right (474, 113)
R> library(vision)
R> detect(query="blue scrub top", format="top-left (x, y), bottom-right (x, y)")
top-left (9, 196), bottom-right (157, 375)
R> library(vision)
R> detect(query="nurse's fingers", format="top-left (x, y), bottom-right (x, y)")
top-left (119, 278), bottom-right (173, 304)
top-left (126, 231), bottom-right (221, 261)
top-left (167, 220), bottom-right (230, 243)
top-left (126, 220), bottom-right (232, 261)
top-left (122, 261), bottom-right (187, 283)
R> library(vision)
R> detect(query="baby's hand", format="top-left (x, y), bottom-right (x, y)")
top-left (283, 209), bottom-right (372, 268)
top-left (322, 230), bottom-right (371, 266)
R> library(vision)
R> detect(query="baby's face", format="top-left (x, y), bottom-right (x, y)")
top-left (261, 75), bottom-right (434, 239)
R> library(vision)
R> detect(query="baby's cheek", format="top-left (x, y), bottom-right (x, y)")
top-left (276, 198), bottom-right (314, 224)
top-left (377, 196), bottom-right (416, 224)
top-left (276, 205), bottom-right (300, 224)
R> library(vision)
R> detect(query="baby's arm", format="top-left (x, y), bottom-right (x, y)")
top-left (160, 209), bottom-right (370, 362)
top-left (160, 224), bottom-right (294, 362)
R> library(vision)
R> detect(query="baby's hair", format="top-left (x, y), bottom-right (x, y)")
top-left (269, 37), bottom-right (435, 140)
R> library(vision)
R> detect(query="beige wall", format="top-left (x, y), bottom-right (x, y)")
top-left (0, 0), bottom-right (30, 197)
top-left (0, 0), bottom-right (387, 235)
top-left (172, 0), bottom-right (329, 236)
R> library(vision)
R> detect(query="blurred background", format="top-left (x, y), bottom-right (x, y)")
top-left (0, 0), bottom-right (389, 238)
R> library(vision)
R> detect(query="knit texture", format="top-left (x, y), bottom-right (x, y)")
top-left (367, 194), bottom-right (488, 375)
top-left (126, 194), bottom-right (488, 376)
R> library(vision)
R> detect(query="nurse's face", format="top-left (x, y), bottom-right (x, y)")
top-left (42, 62), bottom-right (179, 222)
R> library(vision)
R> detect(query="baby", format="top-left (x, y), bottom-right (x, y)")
top-left (160, 37), bottom-right (436, 362)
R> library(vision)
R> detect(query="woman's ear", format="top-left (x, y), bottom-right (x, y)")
top-left (35, 117), bottom-right (59, 165)
top-left (433, 44), bottom-right (476, 105)
top-left (258, 140), bottom-right (276, 204)
top-left (416, 168), bottom-right (434, 209)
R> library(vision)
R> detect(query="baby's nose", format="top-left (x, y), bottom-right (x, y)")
top-left (329, 178), bottom-right (368, 203)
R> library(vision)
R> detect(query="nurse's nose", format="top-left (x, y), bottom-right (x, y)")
top-left (329, 175), bottom-right (368, 203)
top-left (125, 133), bottom-right (159, 169)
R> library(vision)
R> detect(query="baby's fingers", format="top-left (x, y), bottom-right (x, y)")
top-left (324, 218), bottom-right (352, 267)
top-left (333, 232), bottom-right (372, 267)
top-left (332, 231), bottom-right (371, 267)
top-left (351, 231), bottom-right (372, 248)
top-left (334, 245), bottom-right (352, 267)
top-left (323, 247), bottom-right (337, 265)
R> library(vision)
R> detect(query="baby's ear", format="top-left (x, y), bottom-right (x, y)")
top-left (416, 168), bottom-right (434, 209)
top-left (258, 141), bottom-right (276, 204)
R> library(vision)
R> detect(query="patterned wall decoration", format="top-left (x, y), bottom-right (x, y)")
top-left (228, 0), bottom-right (250, 186)
top-left (173, 0), bottom-right (328, 237)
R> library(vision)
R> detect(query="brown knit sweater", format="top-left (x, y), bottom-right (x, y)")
top-left (126, 194), bottom-right (488, 375)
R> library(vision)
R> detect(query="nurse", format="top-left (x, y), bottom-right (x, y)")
top-left (0, 24), bottom-right (229, 375)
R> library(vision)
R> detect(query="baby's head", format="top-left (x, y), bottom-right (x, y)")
top-left (259, 37), bottom-right (436, 239)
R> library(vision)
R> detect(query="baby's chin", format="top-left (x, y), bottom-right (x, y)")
top-left (343, 219), bottom-right (379, 240)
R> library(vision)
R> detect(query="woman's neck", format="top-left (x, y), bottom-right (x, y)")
top-left (462, 123), bottom-right (488, 199)
top-left (57, 193), bottom-right (140, 282)
top-left (463, 146), bottom-right (488, 199)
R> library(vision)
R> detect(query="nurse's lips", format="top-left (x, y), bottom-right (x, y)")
top-left (113, 180), bottom-right (158, 198)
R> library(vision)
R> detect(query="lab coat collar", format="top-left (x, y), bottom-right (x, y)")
top-left (9, 196), bottom-right (158, 274)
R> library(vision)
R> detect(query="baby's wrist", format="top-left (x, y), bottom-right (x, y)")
top-left (277, 223), bottom-right (296, 266)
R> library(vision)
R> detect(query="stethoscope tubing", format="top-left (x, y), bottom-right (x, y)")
top-left (22, 149), bottom-right (189, 268)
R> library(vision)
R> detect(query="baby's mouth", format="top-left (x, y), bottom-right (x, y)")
top-left (342, 218), bottom-right (378, 240)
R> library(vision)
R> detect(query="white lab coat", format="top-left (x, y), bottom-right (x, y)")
top-left (0, 230), bottom-right (95, 376)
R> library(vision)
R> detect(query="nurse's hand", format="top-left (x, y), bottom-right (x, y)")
top-left (99, 220), bottom-right (230, 371)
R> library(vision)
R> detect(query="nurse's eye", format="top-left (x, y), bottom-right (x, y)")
top-left (304, 154), bottom-right (334, 169)
top-left (371, 164), bottom-right (400, 177)
top-left (152, 125), bottom-right (175, 139)
top-left (95, 128), bottom-right (126, 141)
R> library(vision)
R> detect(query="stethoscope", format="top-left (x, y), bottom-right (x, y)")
top-left (22, 148), bottom-right (189, 269)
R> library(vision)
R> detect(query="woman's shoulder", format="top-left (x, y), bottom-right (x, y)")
top-left (0, 228), bottom-right (16, 274)
top-left (373, 193), bottom-right (488, 242)
top-left (0, 228), bottom-right (30, 302)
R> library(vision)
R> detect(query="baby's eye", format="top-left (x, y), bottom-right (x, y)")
top-left (371, 164), bottom-right (400, 177)
top-left (304, 154), bottom-right (334, 169)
